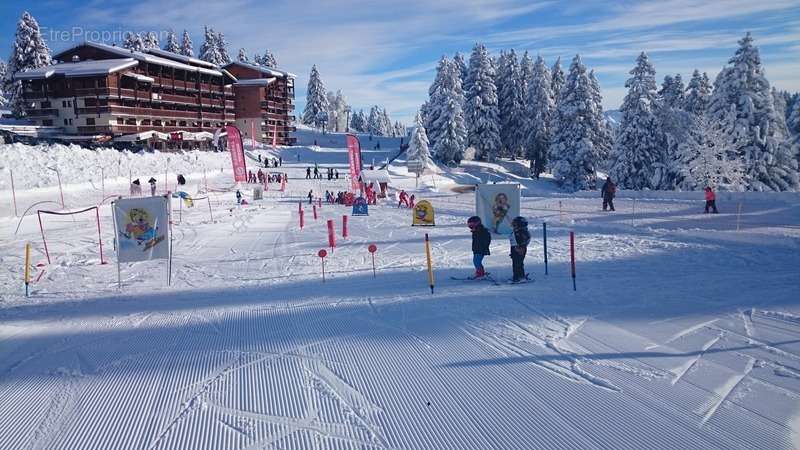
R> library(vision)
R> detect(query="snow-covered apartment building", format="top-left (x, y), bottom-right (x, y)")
top-left (15, 42), bottom-right (296, 148)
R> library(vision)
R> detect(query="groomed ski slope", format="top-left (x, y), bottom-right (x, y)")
top-left (1, 141), bottom-right (800, 449)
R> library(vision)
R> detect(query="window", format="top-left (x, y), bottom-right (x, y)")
top-left (62, 100), bottom-right (67, 107)
top-left (68, 119), bottom-right (73, 125)
top-left (117, 118), bottom-right (124, 125)
top-left (42, 119), bottom-right (53, 126)
top-left (41, 101), bottom-right (51, 108)
top-left (86, 118), bottom-right (95, 125)
top-left (63, 119), bottom-right (68, 125)
top-left (97, 78), bottom-right (106, 87)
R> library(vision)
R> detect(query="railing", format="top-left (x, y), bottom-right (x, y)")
top-left (26, 108), bottom-right (59, 117)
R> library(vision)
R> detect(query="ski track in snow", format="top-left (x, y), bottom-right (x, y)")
top-left (1, 143), bottom-right (800, 449)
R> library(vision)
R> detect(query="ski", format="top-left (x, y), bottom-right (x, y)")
top-left (450, 274), bottom-right (500, 285)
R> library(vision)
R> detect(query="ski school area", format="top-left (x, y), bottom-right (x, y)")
top-left (1, 133), bottom-right (799, 449)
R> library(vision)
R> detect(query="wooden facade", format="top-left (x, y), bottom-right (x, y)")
top-left (224, 62), bottom-right (296, 146)
top-left (17, 42), bottom-right (296, 148)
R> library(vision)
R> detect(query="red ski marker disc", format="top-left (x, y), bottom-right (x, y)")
top-left (368, 244), bottom-right (377, 253)
top-left (318, 249), bottom-right (328, 258)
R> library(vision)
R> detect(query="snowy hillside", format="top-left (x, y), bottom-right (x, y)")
top-left (1, 142), bottom-right (799, 449)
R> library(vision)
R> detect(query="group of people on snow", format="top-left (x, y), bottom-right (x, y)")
top-left (257, 154), bottom-right (282, 168)
top-left (306, 166), bottom-right (339, 180)
top-left (397, 190), bottom-right (416, 208)
top-left (601, 177), bottom-right (719, 214)
top-left (467, 215), bottom-right (531, 284)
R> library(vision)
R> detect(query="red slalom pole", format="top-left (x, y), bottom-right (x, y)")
top-left (313, 204), bottom-right (318, 220)
top-left (342, 215), bottom-right (348, 238)
top-left (95, 207), bottom-right (106, 264)
top-left (368, 244), bottom-right (377, 278)
top-left (569, 230), bottom-right (576, 291)
top-left (318, 249), bottom-right (327, 282)
top-left (318, 198), bottom-right (322, 208)
top-left (327, 219), bottom-right (336, 249)
top-left (299, 209), bottom-right (305, 230)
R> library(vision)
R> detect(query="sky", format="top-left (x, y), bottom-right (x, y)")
top-left (1, 0), bottom-right (799, 124)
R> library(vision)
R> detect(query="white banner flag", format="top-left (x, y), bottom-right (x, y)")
top-left (475, 183), bottom-right (521, 234)
top-left (113, 196), bottom-right (171, 263)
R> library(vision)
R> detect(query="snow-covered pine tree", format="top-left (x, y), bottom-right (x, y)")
top-left (261, 51), bottom-right (278, 68)
top-left (394, 121), bottom-right (406, 138)
top-left (610, 52), bottom-right (665, 190)
top-left (380, 108), bottom-right (394, 136)
top-left (350, 109), bottom-right (366, 133)
top-left (252, 54), bottom-right (263, 66)
top-left (199, 27), bottom-right (223, 64)
top-left (407, 112), bottom-right (435, 173)
top-left (707, 32), bottom-right (799, 191)
top-left (422, 56), bottom-right (453, 149)
top-left (525, 55), bottom-right (554, 177)
top-left (123, 32), bottom-right (144, 52)
top-left (302, 65), bottom-right (329, 128)
top-left (677, 113), bottom-right (745, 190)
top-left (684, 69), bottom-right (711, 115)
top-left (453, 52), bottom-right (468, 94)
top-left (497, 50), bottom-right (525, 157)
top-left (464, 43), bottom-right (501, 161)
top-left (5, 11), bottom-right (52, 117)
top-left (366, 106), bottom-right (382, 136)
top-left (180, 30), bottom-right (194, 57)
top-left (551, 57), bottom-right (565, 106)
top-left (163, 30), bottom-right (180, 53)
top-left (660, 74), bottom-right (686, 109)
top-left (143, 32), bottom-right (159, 49)
top-left (588, 69), bottom-right (613, 165)
top-left (237, 48), bottom-right (249, 63)
top-left (548, 55), bottom-right (605, 191)
top-left (0, 61), bottom-right (8, 108)
top-left (324, 90), bottom-right (348, 132)
top-left (519, 51), bottom-right (533, 113)
top-left (433, 92), bottom-right (468, 165)
top-left (216, 32), bottom-right (231, 65)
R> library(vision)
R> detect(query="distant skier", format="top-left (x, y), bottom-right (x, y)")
top-left (306, 167), bottom-right (311, 179)
top-left (704, 186), bottom-right (718, 213)
top-left (468, 216), bottom-right (491, 279)
top-left (509, 216), bottom-right (531, 283)
top-left (177, 174), bottom-right (186, 186)
top-left (130, 178), bottom-right (142, 196)
top-left (335, 169), bottom-right (339, 180)
top-left (409, 194), bottom-right (416, 208)
top-left (235, 189), bottom-right (243, 205)
top-left (148, 177), bottom-right (157, 196)
top-left (601, 177), bottom-right (616, 211)
top-left (279, 157), bottom-right (282, 166)
top-left (308, 190), bottom-right (314, 204)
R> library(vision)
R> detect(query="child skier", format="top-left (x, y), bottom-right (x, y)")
top-left (601, 177), bottom-right (616, 211)
top-left (509, 216), bottom-right (531, 283)
top-left (148, 177), bottom-right (157, 196)
top-left (468, 216), bottom-right (491, 279)
top-left (235, 189), bottom-right (243, 205)
top-left (704, 186), bottom-right (718, 213)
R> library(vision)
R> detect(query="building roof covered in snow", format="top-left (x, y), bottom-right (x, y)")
top-left (359, 169), bottom-right (392, 184)
top-left (14, 58), bottom-right (138, 80)
top-left (52, 42), bottom-right (237, 81)
top-left (142, 47), bottom-right (217, 69)
top-left (223, 61), bottom-right (296, 79)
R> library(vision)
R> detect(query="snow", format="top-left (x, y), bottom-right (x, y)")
top-left (1, 140), bottom-right (799, 449)
top-left (13, 58), bottom-right (138, 80)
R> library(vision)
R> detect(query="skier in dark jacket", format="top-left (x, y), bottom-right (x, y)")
top-left (148, 177), bottom-right (157, 196)
top-left (601, 177), bottom-right (616, 211)
top-left (509, 216), bottom-right (531, 283)
top-left (468, 216), bottom-right (491, 279)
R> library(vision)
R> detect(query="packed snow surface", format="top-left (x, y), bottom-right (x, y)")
top-left (1, 139), bottom-right (799, 449)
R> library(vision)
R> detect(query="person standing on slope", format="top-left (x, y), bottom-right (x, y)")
top-left (601, 177), bottom-right (616, 211)
top-left (509, 216), bottom-right (531, 283)
top-left (704, 186), bottom-right (719, 213)
top-left (148, 177), bottom-right (157, 196)
top-left (468, 216), bottom-right (491, 279)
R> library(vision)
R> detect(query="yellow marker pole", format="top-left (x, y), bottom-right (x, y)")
top-left (424, 233), bottom-right (434, 294)
top-left (24, 242), bottom-right (31, 297)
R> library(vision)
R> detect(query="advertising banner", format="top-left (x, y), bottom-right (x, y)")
top-left (346, 134), bottom-right (362, 191)
top-left (226, 125), bottom-right (248, 183)
top-left (352, 197), bottom-right (369, 216)
top-left (475, 183), bottom-right (520, 234)
top-left (113, 196), bottom-right (170, 263)
top-left (412, 200), bottom-right (435, 226)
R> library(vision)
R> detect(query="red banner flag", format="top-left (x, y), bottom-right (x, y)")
top-left (346, 134), bottom-right (362, 192)
top-left (226, 125), bottom-right (248, 183)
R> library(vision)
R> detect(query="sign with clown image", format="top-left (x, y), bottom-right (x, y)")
top-left (112, 196), bottom-right (171, 263)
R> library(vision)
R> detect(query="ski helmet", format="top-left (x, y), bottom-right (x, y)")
top-left (511, 216), bottom-right (528, 228)
top-left (467, 216), bottom-right (482, 227)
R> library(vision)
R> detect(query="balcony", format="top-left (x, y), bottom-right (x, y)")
top-left (26, 108), bottom-right (59, 117)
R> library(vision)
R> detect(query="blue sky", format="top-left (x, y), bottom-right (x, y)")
top-left (2, 0), bottom-right (799, 124)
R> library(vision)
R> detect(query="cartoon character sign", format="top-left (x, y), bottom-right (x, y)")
top-left (352, 197), bottom-right (369, 216)
top-left (412, 200), bottom-right (435, 226)
top-left (113, 196), bottom-right (170, 262)
top-left (476, 184), bottom-right (520, 234)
